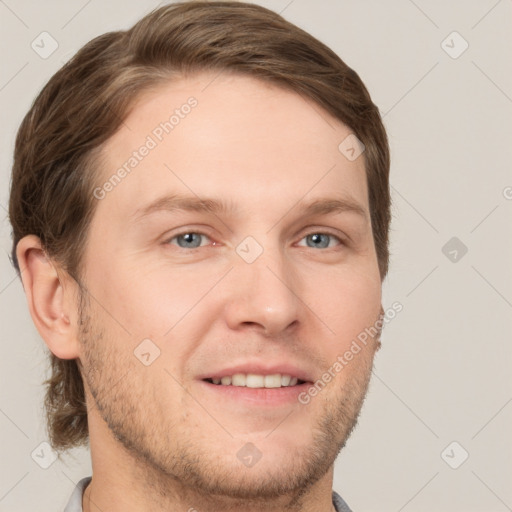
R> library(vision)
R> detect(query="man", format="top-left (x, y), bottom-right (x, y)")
top-left (9, 2), bottom-right (390, 511)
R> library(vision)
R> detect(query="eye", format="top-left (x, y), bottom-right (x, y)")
top-left (297, 232), bottom-right (343, 249)
top-left (167, 232), bottom-right (211, 249)
top-left (165, 230), bottom-right (344, 251)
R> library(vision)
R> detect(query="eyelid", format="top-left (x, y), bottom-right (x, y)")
top-left (297, 226), bottom-right (348, 244)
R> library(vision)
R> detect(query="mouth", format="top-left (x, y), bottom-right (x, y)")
top-left (196, 360), bottom-right (315, 406)
top-left (199, 370), bottom-right (312, 407)
top-left (203, 373), bottom-right (307, 388)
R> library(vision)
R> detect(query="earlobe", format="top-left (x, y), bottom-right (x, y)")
top-left (16, 235), bottom-right (80, 360)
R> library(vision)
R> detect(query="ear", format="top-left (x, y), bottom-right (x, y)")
top-left (16, 235), bottom-right (80, 359)
top-left (375, 304), bottom-right (385, 352)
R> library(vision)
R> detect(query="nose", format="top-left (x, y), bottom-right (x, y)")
top-left (223, 247), bottom-right (302, 337)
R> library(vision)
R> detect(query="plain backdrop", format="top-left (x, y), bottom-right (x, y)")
top-left (1, 1), bottom-right (511, 511)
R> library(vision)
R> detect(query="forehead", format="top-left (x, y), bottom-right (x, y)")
top-left (94, 72), bottom-right (368, 221)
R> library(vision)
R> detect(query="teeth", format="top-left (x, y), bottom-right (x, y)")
top-left (209, 373), bottom-right (301, 388)
top-left (246, 374), bottom-right (264, 388)
top-left (264, 375), bottom-right (281, 388)
top-left (232, 373), bottom-right (246, 386)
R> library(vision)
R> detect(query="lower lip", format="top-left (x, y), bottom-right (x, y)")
top-left (198, 380), bottom-right (311, 406)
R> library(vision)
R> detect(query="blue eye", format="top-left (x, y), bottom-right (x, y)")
top-left (169, 232), bottom-right (209, 249)
top-left (166, 231), bottom-right (342, 251)
top-left (299, 233), bottom-right (342, 249)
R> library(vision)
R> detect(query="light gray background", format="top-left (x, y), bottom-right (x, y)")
top-left (1, 1), bottom-right (511, 511)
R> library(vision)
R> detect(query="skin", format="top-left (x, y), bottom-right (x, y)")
top-left (17, 72), bottom-right (383, 512)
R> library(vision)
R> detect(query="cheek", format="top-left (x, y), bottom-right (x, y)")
top-left (83, 259), bottom-right (173, 340)
top-left (312, 265), bottom-right (382, 349)
top-left (96, 260), bottom-right (226, 343)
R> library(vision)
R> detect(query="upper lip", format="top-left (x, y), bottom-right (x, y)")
top-left (197, 361), bottom-right (314, 383)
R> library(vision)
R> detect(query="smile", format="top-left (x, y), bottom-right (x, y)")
top-left (204, 373), bottom-right (305, 388)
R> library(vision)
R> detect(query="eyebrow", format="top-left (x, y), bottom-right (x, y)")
top-left (131, 193), bottom-right (368, 222)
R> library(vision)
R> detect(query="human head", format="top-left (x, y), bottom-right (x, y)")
top-left (9, 0), bottom-right (389, 466)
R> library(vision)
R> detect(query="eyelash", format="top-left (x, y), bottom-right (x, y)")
top-left (165, 230), bottom-right (345, 251)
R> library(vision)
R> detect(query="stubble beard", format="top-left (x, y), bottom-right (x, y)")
top-left (78, 290), bottom-right (376, 506)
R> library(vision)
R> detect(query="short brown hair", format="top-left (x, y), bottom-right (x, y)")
top-left (9, 1), bottom-right (390, 451)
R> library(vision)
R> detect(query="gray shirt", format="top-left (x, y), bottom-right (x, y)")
top-left (64, 477), bottom-right (352, 511)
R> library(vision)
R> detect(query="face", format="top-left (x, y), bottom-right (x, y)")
top-left (77, 72), bottom-right (382, 501)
